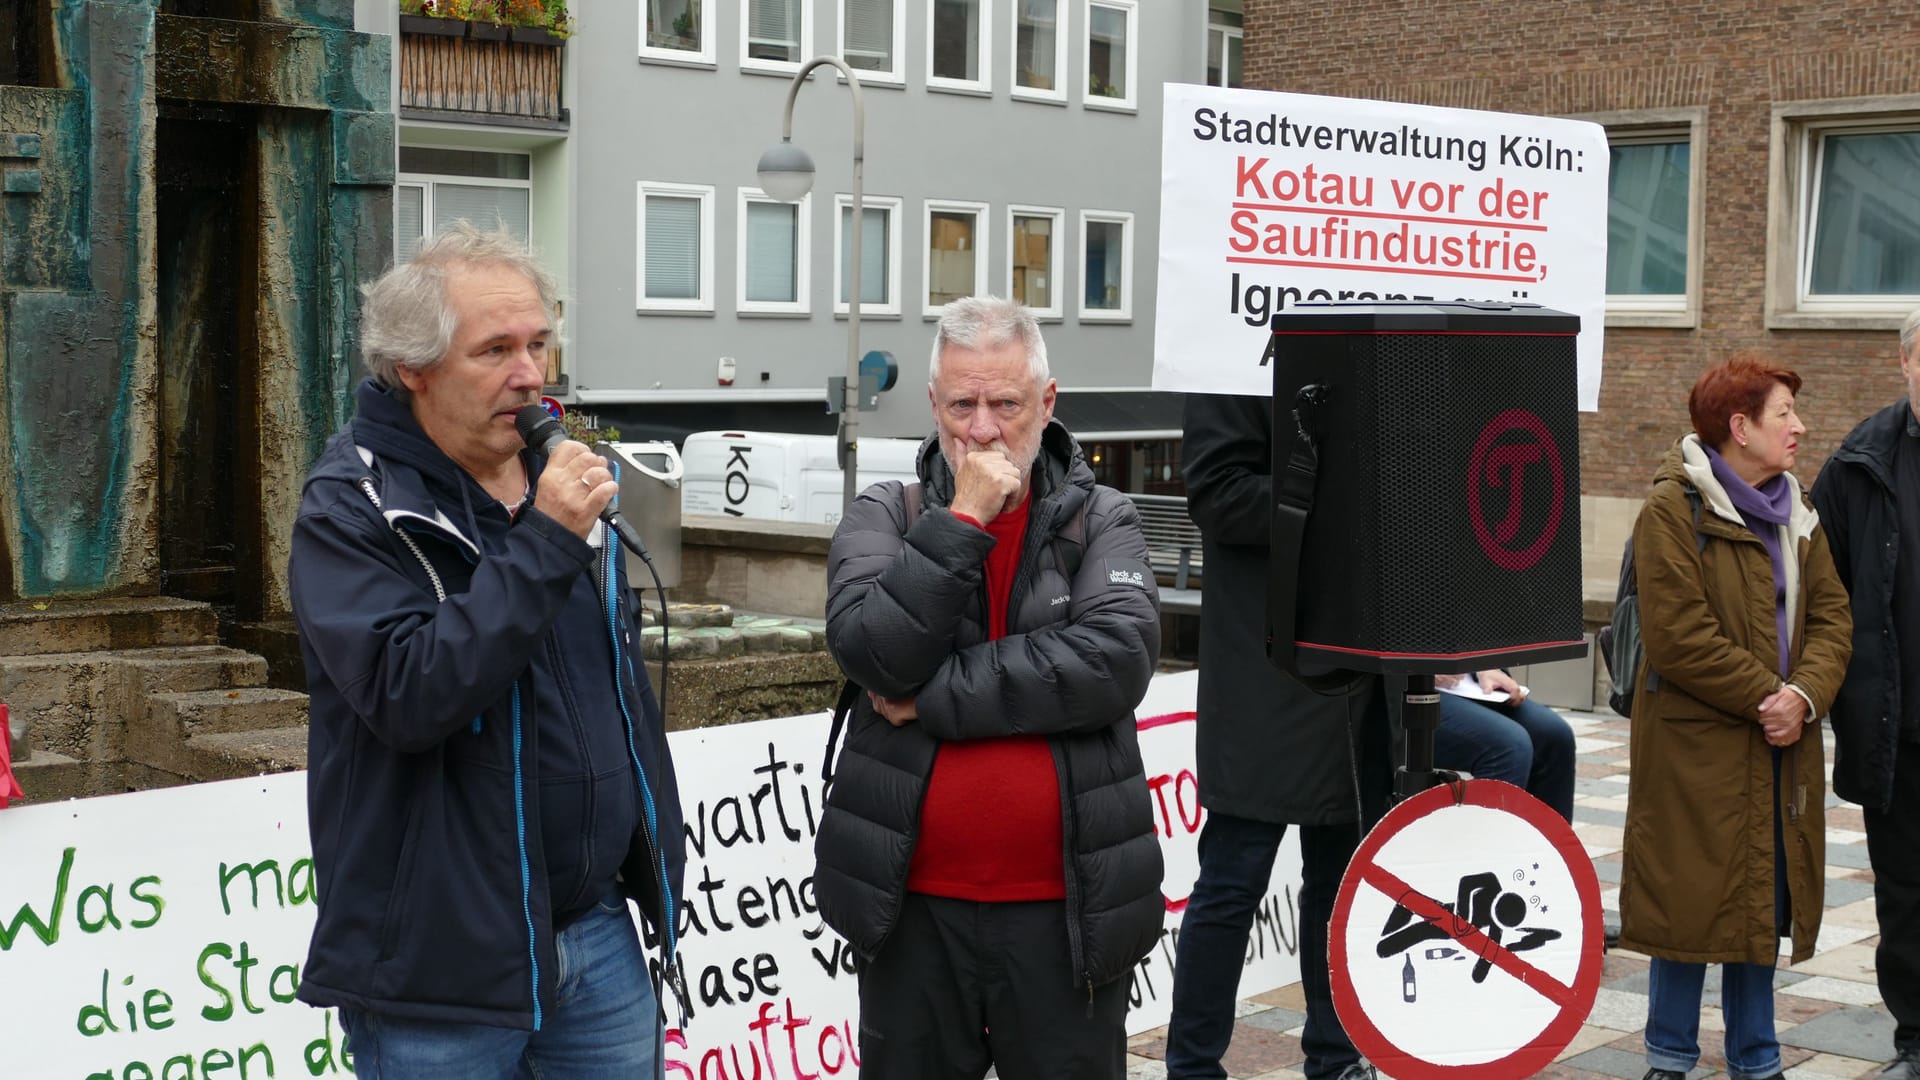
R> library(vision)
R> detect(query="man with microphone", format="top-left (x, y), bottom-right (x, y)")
top-left (287, 223), bottom-right (683, 1077)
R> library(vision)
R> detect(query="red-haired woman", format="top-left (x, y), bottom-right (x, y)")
top-left (1619, 356), bottom-right (1853, 1080)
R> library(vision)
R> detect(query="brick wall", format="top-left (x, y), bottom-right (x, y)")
top-left (1244, 1), bottom-right (1920, 496)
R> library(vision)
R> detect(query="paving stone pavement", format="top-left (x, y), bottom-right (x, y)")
top-left (1123, 710), bottom-right (1901, 1080)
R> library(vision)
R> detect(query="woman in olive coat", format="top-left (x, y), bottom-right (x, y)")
top-left (1619, 357), bottom-right (1853, 1080)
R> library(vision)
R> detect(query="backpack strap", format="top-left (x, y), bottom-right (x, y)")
top-left (1270, 385), bottom-right (1371, 696)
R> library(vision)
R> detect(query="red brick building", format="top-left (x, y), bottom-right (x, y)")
top-left (1244, 1), bottom-right (1920, 508)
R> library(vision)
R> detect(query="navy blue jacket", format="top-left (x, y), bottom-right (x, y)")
top-left (290, 379), bottom-right (685, 1029)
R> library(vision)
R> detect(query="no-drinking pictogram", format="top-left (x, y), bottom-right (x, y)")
top-left (1329, 779), bottom-right (1602, 1079)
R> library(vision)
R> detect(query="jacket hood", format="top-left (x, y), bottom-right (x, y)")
top-left (1656, 432), bottom-right (1821, 643)
top-left (914, 420), bottom-right (1092, 514)
top-left (347, 378), bottom-right (476, 490)
top-left (1656, 434), bottom-right (1818, 544)
top-left (329, 378), bottom-right (548, 560)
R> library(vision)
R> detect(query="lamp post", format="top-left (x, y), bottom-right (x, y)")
top-left (757, 57), bottom-right (867, 512)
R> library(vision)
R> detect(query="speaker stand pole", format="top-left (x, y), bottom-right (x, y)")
top-left (1395, 674), bottom-right (1444, 802)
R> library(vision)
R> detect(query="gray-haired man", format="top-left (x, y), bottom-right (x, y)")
top-left (288, 224), bottom-right (683, 1078)
top-left (814, 296), bottom-right (1165, 1078)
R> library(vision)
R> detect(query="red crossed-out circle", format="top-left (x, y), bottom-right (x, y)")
top-left (1465, 409), bottom-right (1564, 572)
top-left (1329, 779), bottom-right (1603, 1080)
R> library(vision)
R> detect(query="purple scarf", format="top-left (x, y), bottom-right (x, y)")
top-left (1705, 445), bottom-right (1794, 676)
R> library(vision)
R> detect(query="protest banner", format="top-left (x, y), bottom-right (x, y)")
top-left (1153, 84), bottom-right (1609, 411)
top-left (1, 670), bottom-right (1306, 1077)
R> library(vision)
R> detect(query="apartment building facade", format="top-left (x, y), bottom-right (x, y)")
top-left (390, 0), bottom-right (1250, 493)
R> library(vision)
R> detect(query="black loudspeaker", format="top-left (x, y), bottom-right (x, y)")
top-left (1266, 301), bottom-right (1585, 676)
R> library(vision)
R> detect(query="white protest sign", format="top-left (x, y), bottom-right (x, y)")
top-left (1330, 779), bottom-right (1603, 1079)
top-left (1153, 85), bottom-right (1609, 411)
top-left (0, 670), bottom-right (1307, 1077)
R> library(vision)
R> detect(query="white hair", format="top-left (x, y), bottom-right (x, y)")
top-left (927, 295), bottom-right (1050, 387)
top-left (1903, 306), bottom-right (1920, 359)
top-left (360, 222), bottom-right (559, 401)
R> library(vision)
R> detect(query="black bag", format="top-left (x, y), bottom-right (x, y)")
top-left (1598, 489), bottom-right (1702, 718)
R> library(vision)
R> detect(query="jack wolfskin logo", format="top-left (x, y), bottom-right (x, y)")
top-left (1050, 594), bottom-right (1072, 606)
top-left (1108, 568), bottom-right (1146, 588)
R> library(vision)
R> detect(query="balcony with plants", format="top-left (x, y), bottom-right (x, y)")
top-left (398, 0), bottom-right (574, 127)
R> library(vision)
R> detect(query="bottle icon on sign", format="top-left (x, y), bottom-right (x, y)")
top-left (1402, 953), bottom-right (1417, 1003)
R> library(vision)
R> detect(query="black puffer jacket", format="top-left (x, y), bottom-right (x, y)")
top-left (1812, 399), bottom-right (1911, 811)
top-left (814, 423), bottom-right (1165, 991)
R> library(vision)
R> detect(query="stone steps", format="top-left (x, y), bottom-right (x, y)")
top-left (0, 598), bottom-right (308, 801)
top-left (0, 596), bottom-right (219, 656)
top-left (10, 749), bottom-right (91, 803)
top-left (124, 686), bottom-right (311, 788)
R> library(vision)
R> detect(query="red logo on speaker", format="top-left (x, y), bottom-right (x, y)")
top-left (1466, 409), bottom-right (1564, 571)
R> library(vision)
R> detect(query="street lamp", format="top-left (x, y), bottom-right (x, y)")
top-left (756, 57), bottom-right (867, 512)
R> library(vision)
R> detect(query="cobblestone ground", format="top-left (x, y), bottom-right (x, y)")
top-left (1123, 710), bottom-right (1899, 1080)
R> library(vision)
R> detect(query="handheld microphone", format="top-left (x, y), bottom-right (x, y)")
top-left (514, 404), bottom-right (651, 559)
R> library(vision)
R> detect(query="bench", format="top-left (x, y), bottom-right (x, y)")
top-left (1127, 494), bottom-right (1205, 614)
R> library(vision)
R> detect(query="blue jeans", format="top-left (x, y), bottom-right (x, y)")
top-left (1433, 694), bottom-right (1576, 822)
top-left (340, 891), bottom-right (661, 1080)
top-left (1645, 958), bottom-right (1780, 1079)
top-left (1167, 813), bottom-right (1361, 1080)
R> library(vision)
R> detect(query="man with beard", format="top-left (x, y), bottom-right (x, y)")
top-left (287, 224), bottom-right (683, 1077)
top-left (813, 295), bottom-right (1165, 1079)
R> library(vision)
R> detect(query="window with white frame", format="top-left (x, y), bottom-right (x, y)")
top-left (743, 0), bottom-right (809, 70)
top-left (636, 181), bottom-right (714, 312)
top-left (928, 0), bottom-right (988, 93)
top-left (841, 0), bottom-right (902, 82)
top-left (1767, 96), bottom-right (1920, 328)
top-left (1007, 205), bottom-right (1064, 318)
top-left (1079, 210), bottom-right (1132, 320)
top-left (1588, 108), bottom-right (1704, 328)
top-left (396, 147), bottom-right (533, 265)
top-left (1012, 0), bottom-right (1066, 101)
top-left (1207, 3), bottom-right (1242, 89)
top-left (834, 194), bottom-right (903, 316)
top-left (642, 0), bottom-right (713, 63)
top-left (738, 189), bottom-right (810, 314)
top-left (1084, 0), bottom-right (1134, 110)
top-left (923, 200), bottom-right (987, 315)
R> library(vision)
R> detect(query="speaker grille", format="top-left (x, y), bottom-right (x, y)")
top-left (1272, 303), bottom-right (1583, 673)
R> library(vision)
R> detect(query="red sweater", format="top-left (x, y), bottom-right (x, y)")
top-left (905, 495), bottom-right (1066, 901)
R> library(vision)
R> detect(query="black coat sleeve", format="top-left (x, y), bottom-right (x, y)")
top-left (289, 487), bottom-right (596, 753)
top-left (824, 482), bottom-right (996, 697)
top-left (1181, 393), bottom-right (1274, 547)
top-left (914, 490), bottom-right (1161, 740)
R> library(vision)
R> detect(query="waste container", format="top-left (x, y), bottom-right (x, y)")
top-left (607, 441), bottom-right (683, 589)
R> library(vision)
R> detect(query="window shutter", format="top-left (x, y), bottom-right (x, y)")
top-left (745, 201), bottom-right (798, 303)
top-left (749, 0), bottom-right (798, 48)
top-left (840, 206), bottom-right (889, 305)
top-left (844, 0), bottom-right (892, 67)
top-left (432, 184), bottom-right (532, 247)
top-left (646, 195), bottom-right (703, 300)
top-left (397, 185), bottom-right (426, 264)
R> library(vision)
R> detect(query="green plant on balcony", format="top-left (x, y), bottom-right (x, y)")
top-left (401, 0), bottom-right (576, 38)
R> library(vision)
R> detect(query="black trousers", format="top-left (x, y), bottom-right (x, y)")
top-left (856, 894), bottom-right (1129, 1080)
top-left (1866, 739), bottom-right (1920, 1054)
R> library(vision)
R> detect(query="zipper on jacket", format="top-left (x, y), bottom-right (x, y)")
top-left (512, 680), bottom-right (544, 1030)
top-left (359, 478), bottom-right (449, 601)
top-left (1005, 498), bottom-right (1061, 620)
top-left (1051, 740), bottom-right (1092, 1001)
top-left (602, 538), bottom-right (685, 1025)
